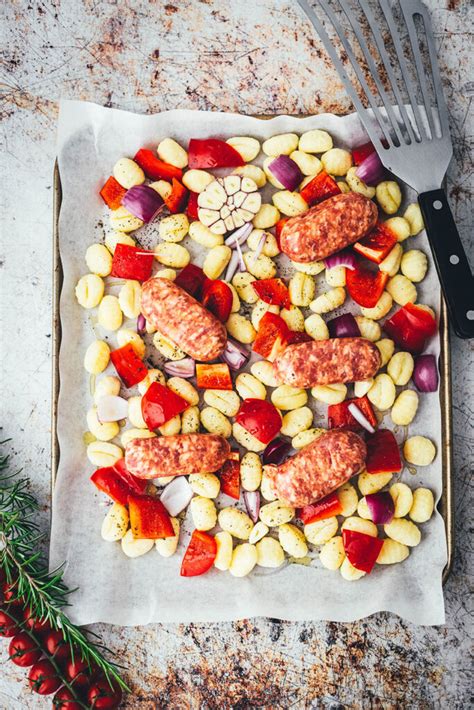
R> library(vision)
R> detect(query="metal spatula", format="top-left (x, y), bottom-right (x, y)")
top-left (297, 0), bottom-right (474, 338)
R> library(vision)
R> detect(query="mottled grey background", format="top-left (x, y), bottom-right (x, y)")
top-left (1, 1), bottom-right (472, 707)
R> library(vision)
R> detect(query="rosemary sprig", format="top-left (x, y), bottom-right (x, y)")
top-left (0, 445), bottom-right (130, 697)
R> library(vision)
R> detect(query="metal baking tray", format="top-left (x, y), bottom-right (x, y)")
top-left (51, 156), bottom-right (454, 582)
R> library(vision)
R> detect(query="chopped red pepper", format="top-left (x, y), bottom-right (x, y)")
top-left (253, 312), bottom-right (290, 360)
top-left (346, 263), bottom-right (389, 308)
top-left (134, 148), bottom-right (183, 181)
top-left (141, 382), bottom-right (189, 430)
top-left (187, 191), bottom-right (199, 220)
top-left (300, 171), bottom-right (341, 207)
top-left (236, 398), bottom-right (282, 445)
top-left (99, 176), bottom-right (127, 210)
top-left (252, 278), bottom-right (290, 308)
top-left (164, 178), bottom-right (188, 213)
top-left (181, 530), bottom-right (217, 577)
top-left (128, 495), bottom-right (175, 539)
top-left (188, 139), bottom-right (245, 169)
top-left (365, 429), bottom-right (402, 474)
top-left (384, 303), bottom-right (437, 354)
top-left (202, 279), bottom-right (233, 323)
top-left (219, 458), bottom-right (240, 500)
top-left (90, 459), bottom-right (147, 505)
top-left (342, 529), bottom-right (383, 573)
top-left (111, 244), bottom-right (154, 282)
top-left (275, 217), bottom-right (290, 247)
top-left (328, 396), bottom-right (377, 431)
top-left (174, 264), bottom-right (207, 298)
top-left (353, 223), bottom-right (398, 264)
top-left (285, 330), bottom-right (313, 345)
top-left (110, 343), bottom-right (148, 388)
top-left (297, 491), bottom-right (343, 524)
top-left (352, 141), bottom-right (376, 166)
top-left (196, 363), bottom-right (232, 390)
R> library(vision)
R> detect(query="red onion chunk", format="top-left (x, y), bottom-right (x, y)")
top-left (366, 492), bottom-right (395, 524)
top-left (355, 151), bottom-right (385, 186)
top-left (348, 403), bottom-right (375, 433)
top-left (96, 395), bottom-right (129, 422)
top-left (243, 491), bottom-right (261, 523)
top-left (122, 185), bottom-right (164, 223)
top-left (268, 155), bottom-right (303, 191)
top-left (327, 313), bottom-right (361, 338)
top-left (413, 354), bottom-right (439, 392)
top-left (263, 437), bottom-right (292, 465)
top-left (160, 476), bottom-right (193, 516)
top-left (163, 358), bottom-right (195, 378)
top-left (324, 250), bottom-right (357, 270)
top-left (221, 339), bottom-right (249, 371)
top-left (137, 314), bottom-right (146, 334)
top-left (250, 234), bottom-right (266, 264)
top-left (224, 223), bottom-right (252, 248)
top-left (225, 250), bottom-right (241, 282)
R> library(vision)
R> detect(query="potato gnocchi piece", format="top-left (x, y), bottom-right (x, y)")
top-left (409, 488), bottom-right (435, 523)
top-left (304, 517), bottom-right (338, 545)
top-left (292, 260), bottom-right (325, 275)
top-left (155, 269), bottom-right (176, 281)
top-left (181, 405), bottom-right (200, 434)
top-left (138, 368), bottom-right (166, 395)
top-left (272, 385), bottom-right (308, 411)
top-left (86, 408), bottom-right (119, 442)
top-left (240, 452), bottom-right (263, 492)
top-left (379, 243), bottom-right (403, 276)
top-left (234, 164), bottom-right (267, 188)
top-left (121, 428), bottom-right (156, 448)
top-left (159, 213), bottom-right (189, 243)
top-left (376, 180), bottom-right (402, 214)
top-left (384, 217), bottom-right (411, 243)
top-left (337, 482), bottom-right (359, 517)
top-left (203, 245), bottom-right (232, 279)
top-left (128, 396), bottom-right (147, 429)
top-left (190, 496), bottom-right (217, 531)
top-left (121, 530), bottom-right (154, 558)
top-left (87, 441), bottom-right (123, 468)
top-left (358, 472), bottom-right (393, 496)
top-left (247, 229), bottom-right (280, 257)
top-left (200, 407), bottom-right (231, 438)
top-left (182, 169), bottom-right (214, 193)
top-left (250, 360), bottom-right (281, 387)
top-left (289, 272), bottom-right (315, 306)
top-left (105, 231), bottom-right (136, 254)
top-left (101, 503), bottom-right (129, 542)
top-left (113, 158), bottom-right (145, 189)
top-left (150, 180), bottom-right (172, 200)
top-left (167, 377), bottom-right (199, 405)
top-left (157, 138), bottom-right (188, 168)
top-left (243, 251), bottom-right (277, 280)
top-left (188, 221), bottom-right (224, 248)
top-left (232, 272), bottom-right (259, 303)
top-left (321, 148), bottom-right (353, 176)
top-left (340, 557), bottom-right (366, 580)
top-left (387, 274), bottom-right (417, 306)
top-left (319, 536), bottom-right (345, 570)
top-left (291, 428), bottom-right (324, 449)
top-left (337, 180), bottom-right (351, 194)
top-left (214, 530), bottom-right (234, 571)
top-left (356, 497), bottom-right (371, 519)
top-left (272, 190), bottom-right (308, 217)
top-left (375, 338), bottom-right (395, 367)
top-left (310, 287), bottom-right (346, 314)
top-left (251, 300), bottom-right (280, 331)
top-left (226, 136), bottom-right (260, 162)
top-left (226, 314), bottom-right (256, 344)
top-left (325, 265), bottom-right (346, 288)
top-left (229, 543), bottom-right (258, 577)
top-left (219, 507), bottom-right (254, 540)
top-left (345, 167), bottom-right (375, 198)
top-left (158, 415), bottom-right (181, 436)
top-left (236, 372), bottom-right (266, 401)
top-left (260, 466), bottom-right (278, 501)
top-left (290, 150), bottom-right (322, 176)
top-left (153, 332), bottom-right (186, 360)
top-left (360, 291), bottom-right (393, 320)
top-left (94, 376), bottom-right (121, 404)
top-left (341, 516), bottom-right (378, 538)
top-left (263, 157), bottom-right (288, 189)
top-left (227, 282), bottom-right (241, 312)
top-left (391, 389), bottom-right (419, 426)
top-left (384, 518), bottom-right (421, 547)
top-left (256, 537), bottom-right (285, 568)
top-left (118, 280), bottom-right (142, 319)
top-left (354, 316), bottom-right (381, 342)
top-left (154, 243), bottom-right (190, 269)
top-left (249, 521), bottom-right (269, 545)
top-left (259, 500), bottom-right (295, 527)
top-left (203, 389), bottom-right (240, 417)
top-left (109, 207), bottom-right (143, 233)
top-left (84, 340), bottom-right (110, 375)
top-left (155, 518), bottom-right (180, 557)
top-left (280, 407), bottom-right (313, 438)
top-left (401, 249), bottom-right (428, 283)
top-left (311, 383), bottom-right (347, 405)
top-left (403, 203), bottom-right (425, 235)
top-left (387, 351), bottom-right (414, 386)
top-left (252, 203), bottom-right (280, 229)
top-left (233, 422), bottom-right (266, 452)
top-left (304, 313), bottom-right (329, 340)
top-left (278, 523), bottom-right (308, 559)
top-left (299, 129), bottom-right (333, 153)
top-left (376, 539), bottom-right (409, 565)
top-left (280, 306), bottom-right (305, 332)
top-left (403, 436), bottom-right (436, 466)
top-left (389, 483), bottom-right (414, 518)
top-left (117, 329), bottom-right (146, 358)
top-left (367, 373), bottom-right (396, 411)
top-left (86, 244), bottom-right (112, 277)
top-left (263, 133), bottom-right (299, 156)
top-left (353, 379), bottom-right (374, 398)
top-left (75, 274), bottom-right (104, 309)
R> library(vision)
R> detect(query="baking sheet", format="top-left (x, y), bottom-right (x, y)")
top-left (51, 100), bottom-right (448, 625)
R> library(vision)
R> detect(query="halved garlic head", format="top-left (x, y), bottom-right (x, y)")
top-left (198, 176), bottom-right (261, 234)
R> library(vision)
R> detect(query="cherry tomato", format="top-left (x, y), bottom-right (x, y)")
top-left (87, 676), bottom-right (123, 709)
top-left (66, 656), bottom-right (93, 692)
top-left (180, 530), bottom-right (217, 577)
top-left (0, 608), bottom-right (20, 637)
top-left (28, 659), bottom-right (62, 695)
top-left (8, 632), bottom-right (42, 666)
top-left (52, 686), bottom-right (83, 709)
top-left (236, 398), bottom-right (282, 445)
top-left (23, 606), bottom-right (52, 635)
top-left (44, 630), bottom-right (71, 662)
top-left (1, 580), bottom-right (23, 610)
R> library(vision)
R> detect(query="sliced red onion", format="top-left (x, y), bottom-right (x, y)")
top-left (250, 234), bottom-right (266, 264)
top-left (122, 185), bottom-right (164, 223)
top-left (355, 151), bottom-right (385, 186)
top-left (96, 395), bottom-right (129, 422)
top-left (221, 339), bottom-right (250, 371)
top-left (366, 492), bottom-right (395, 524)
top-left (324, 249), bottom-right (357, 270)
top-left (267, 155), bottom-right (303, 191)
top-left (243, 491), bottom-right (260, 523)
top-left (137, 314), bottom-right (146, 334)
top-left (413, 354), bottom-right (439, 393)
top-left (262, 437), bottom-right (292, 465)
top-left (160, 476), bottom-right (193, 516)
top-left (225, 250), bottom-right (241, 282)
top-left (348, 403), bottom-right (375, 433)
top-left (327, 313), bottom-right (361, 338)
top-left (163, 358), bottom-right (195, 378)
top-left (224, 223), bottom-right (252, 248)
top-left (235, 234), bottom-right (246, 271)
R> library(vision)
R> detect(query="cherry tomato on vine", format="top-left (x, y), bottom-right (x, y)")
top-left (1, 580), bottom-right (22, 608)
top-left (28, 659), bottom-right (62, 695)
top-left (52, 686), bottom-right (83, 709)
top-left (66, 656), bottom-right (93, 692)
top-left (0, 609), bottom-right (20, 637)
top-left (44, 630), bottom-right (71, 662)
top-left (23, 606), bottom-right (52, 634)
top-left (8, 632), bottom-right (42, 667)
top-left (87, 677), bottom-right (123, 709)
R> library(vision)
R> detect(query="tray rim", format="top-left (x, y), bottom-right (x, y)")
top-left (51, 138), bottom-right (454, 583)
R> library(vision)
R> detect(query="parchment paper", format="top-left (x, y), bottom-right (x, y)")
top-left (51, 100), bottom-right (446, 626)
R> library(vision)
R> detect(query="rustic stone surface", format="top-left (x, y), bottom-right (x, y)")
top-left (1, 1), bottom-right (472, 707)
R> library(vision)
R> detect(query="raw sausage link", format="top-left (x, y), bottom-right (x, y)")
top-left (141, 278), bottom-right (227, 361)
top-left (125, 434), bottom-right (230, 479)
top-left (273, 337), bottom-right (381, 388)
top-left (280, 193), bottom-right (378, 263)
top-left (269, 430), bottom-right (366, 507)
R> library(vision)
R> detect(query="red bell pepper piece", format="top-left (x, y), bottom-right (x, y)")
top-left (253, 312), bottom-right (289, 360)
top-left (300, 171), bottom-right (341, 207)
top-left (351, 141), bottom-right (376, 166)
top-left (90, 459), bottom-right (147, 505)
top-left (128, 495), bottom-right (175, 539)
top-left (180, 530), bottom-right (217, 577)
top-left (134, 148), bottom-right (183, 181)
top-left (164, 178), bottom-right (188, 213)
top-left (219, 457), bottom-right (240, 500)
top-left (297, 491), bottom-right (343, 524)
top-left (252, 278), bottom-right (290, 308)
top-left (346, 263), bottom-right (389, 308)
top-left (99, 176), bottom-right (126, 210)
top-left (196, 363), bottom-right (232, 390)
top-left (236, 398), bottom-right (282, 445)
top-left (110, 343), bottom-right (147, 387)
top-left (275, 217), bottom-right (290, 247)
top-left (342, 529), bottom-right (383, 573)
top-left (353, 223), bottom-right (398, 264)
top-left (141, 382), bottom-right (189, 430)
top-left (188, 139), bottom-right (245, 169)
top-left (365, 429), bottom-right (402, 474)
top-left (285, 330), bottom-right (313, 345)
top-left (384, 303), bottom-right (437, 354)
top-left (328, 396), bottom-right (377, 431)
top-left (202, 279), bottom-right (233, 323)
top-left (111, 244), bottom-right (154, 282)
top-left (187, 191), bottom-right (199, 220)
top-left (174, 264), bottom-right (207, 298)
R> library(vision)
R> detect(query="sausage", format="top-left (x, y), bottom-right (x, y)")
top-left (268, 430), bottom-right (366, 507)
top-left (141, 278), bottom-right (227, 361)
top-left (125, 434), bottom-right (231, 479)
top-left (280, 193), bottom-right (378, 263)
top-left (273, 337), bottom-right (381, 388)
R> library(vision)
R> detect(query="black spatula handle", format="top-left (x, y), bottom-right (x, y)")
top-left (418, 189), bottom-right (474, 339)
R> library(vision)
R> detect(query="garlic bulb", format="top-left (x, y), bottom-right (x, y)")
top-left (197, 175), bottom-right (261, 234)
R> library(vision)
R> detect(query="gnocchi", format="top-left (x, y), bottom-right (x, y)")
top-left (252, 203), bottom-right (280, 229)
top-left (367, 373), bottom-right (396, 411)
top-left (84, 340), bottom-right (110, 375)
top-left (226, 136), bottom-right (260, 162)
top-left (229, 543), bottom-right (258, 577)
top-left (113, 158), bottom-right (145, 189)
top-left (256, 537), bottom-right (285, 568)
top-left (384, 518), bottom-right (421, 547)
top-left (232, 272), bottom-right (259, 303)
top-left (190, 496), bottom-right (217, 531)
top-left (203, 389), bottom-right (240, 417)
top-left (280, 407), bottom-right (313, 438)
top-left (218, 507), bottom-right (254, 540)
top-left (309, 287), bottom-right (346, 314)
top-left (387, 351), bottom-right (414, 386)
top-left (101, 503), bottom-right (129, 542)
top-left (259, 500), bottom-right (295, 527)
top-left (203, 245), bottom-right (232, 279)
top-left (321, 148), bottom-right (352, 176)
top-left (155, 518), bottom-right (180, 557)
top-left (188, 221), bottom-right (224, 248)
top-left (386, 274), bottom-right (417, 306)
top-left (290, 150), bottom-right (322, 176)
top-left (127, 396), bottom-right (147, 429)
top-left (272, 190), bottom-right (308, 217)
top-left (389, 483), bottom-right (414, 518)
top-left (157, 138), bottom-right (188, 168)
top-left (291, 427), bottom-right (324, 449)
top-left (214, 531), bottom-right (233, 571)
top-left (118, 280), bottom-right (142, 319)
top-left (109, 207), bottom-right (143, 233)
top-left (376, 539), bottom-right (409, 565)
top-left (86, 407), bottom-right (119, 442)
top-left (159, 213), bottom-right (189, 242)
top-left (271, 385), bottom-right (307, 411)
top-left (375, 338), bottom-right (395, 367)
top-left (240, 452), bottom-right (263, 492)
top-left (379, 243), bottom-right (403, 276)
top-left (87, 441), bottom-right (123, 468)
top-left (263, 133), bottom-right (299, 156)
top-left (358, 472), bottom-right (393, 496)
top-left (304, 313), bottom-right (329, 340)
top-left (319, 536), bottom-right (345, 570)
top-left (376, 180), bottom-right (402, 214)
top-left (121, 530), bottom-right (154, 558)
top-left (345, 167), bottom-right (375, 198)
top-left (154, 242), bottom-right (190, 268)
top-left (409, 488), bottom-right (435, 523)
top-left (98, 295), bottom-right (123, 331)
top-left (235, 372), bottom-right (266, 401)
top-left (247, 229), bottom-right (280, 257)
top-left (85, 243), bottom-right (112, 277)
top-left (182, 169), bottom-right (214, 193)
top-left (243, 251), bottom-right (277, 279)
top-left (226, 314), bottom-right (256, 344)
top-left (280, 306), bottom-right (305, 332)
top-left (304, 517), bottom-right (338, 545)
top-left (278, 523), bottom-right (308, 559)
top-left (233, 422), bottom-right (266, 452)
top-left (250, 360), bottom-right (281, 387)
top-left (403, 436), bottom-right (436, 466)
top-left (200, 407), bottom-right (232, 438)
top-left (311, 383), bottom-right (347, 405)
top-left (401, 249), bottom-right (428, 282)
top-left (299, 129), bottom-right (333, 153)
top-left (289, 272), bottom-right (315, 306)
top-left (360, 291), bottom-right (393, 320)
top-left (403, 203), bottom-right (424, 235)
top-left (75, 274), bottom-right (104, 309)
top-left (391, 389), bottom-right (419, 426)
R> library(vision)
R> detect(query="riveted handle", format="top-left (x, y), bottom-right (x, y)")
top-left (418, 189), bottom-right (474, 339)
